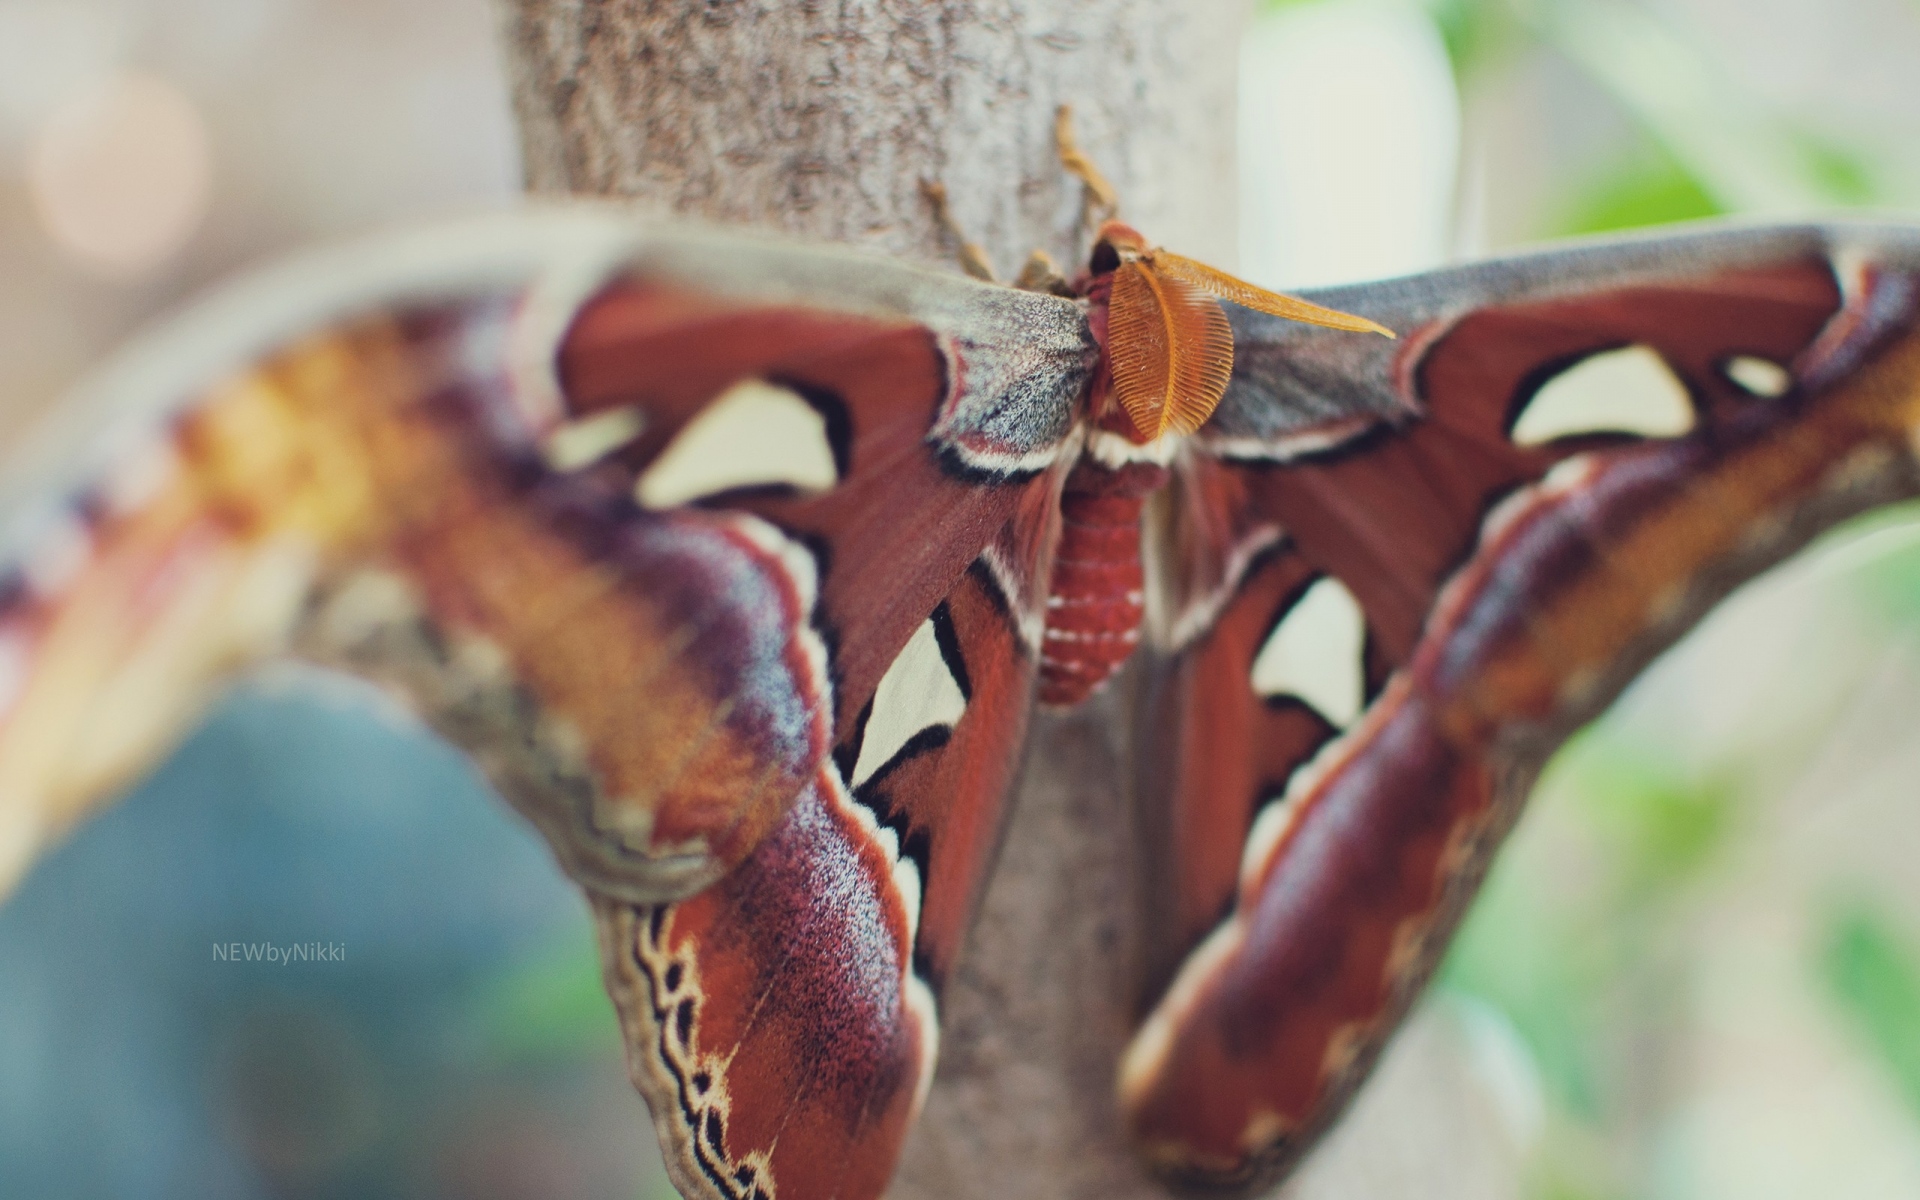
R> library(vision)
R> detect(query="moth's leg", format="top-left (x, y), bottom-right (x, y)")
top-left (1014, 250), bottom-right (1076, 297)
top-left (920, 180), bottom-right (999, 283)
top-left (1055, 104), bottom-right (1119, 230)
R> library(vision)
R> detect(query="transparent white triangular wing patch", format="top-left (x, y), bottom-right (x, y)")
top-left (850, 616), bottom-right (967, 789)
top-left (1250, 576), bottom-right (1366, 729)
top-left (1510, 344), bottom-right (1694, 446)
top-left (636, 378), bottom-right (839, 508)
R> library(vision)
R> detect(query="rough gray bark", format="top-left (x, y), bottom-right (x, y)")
top-left (497, 5), bottom-right (1242, 1197)
top-left (495, 5), bottom-right (1520, 1199)
top-left (499, 0), bottom-right (1242, 274)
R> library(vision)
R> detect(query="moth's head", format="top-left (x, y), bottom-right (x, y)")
top-left (1089, 221), bottom-right (1151, 275)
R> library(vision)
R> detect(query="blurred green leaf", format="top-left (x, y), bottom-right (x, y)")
top-left (1828, 500), bottom-right (1920, 625)
top-left (1420, 0), bottom-right (1526, 77)
top-left (1819, 902), bottom-right (1920, 1120)
top-left (1528, 1170), bottom-right (1619, 1200)
top-left (1553, 144), bottom-right (1724, 236)
top-left (1529, 0), bottom-right (1869, 213)
top-left (1864, 547), bottom-right (1920, 624)
top-left (1791, 129), bottom-right (1879, 205)
top-left (1560, 733), bottom-right (1733, 895)
top-left (1443, 852), bottom-right (1603, 1116)
top-left (1445, 731), bottom-right (1735, 1125)
top-left (469, 930), bottom-right (621, 1061)
top-left (1293, 0), bottom-right (1887, 220)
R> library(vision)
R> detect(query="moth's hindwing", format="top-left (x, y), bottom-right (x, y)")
top-left (596, 556), bottom-right (1049, 1200)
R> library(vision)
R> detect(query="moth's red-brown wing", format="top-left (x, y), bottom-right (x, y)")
top-left (1127, 223), bottom-right (1920, 1189)
top-left (558, 270), bottom-right (1074, 1200)
top-left (0, 216), bottom-right (1091, 904)
top-left (0, 213), bottom-right (1092, 1200)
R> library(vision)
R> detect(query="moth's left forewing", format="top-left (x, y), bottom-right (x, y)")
top-left (1130, 222), bottom-right (1920, 1190)
top-left (563, 238), bottom-right (1085, 1200)
top-left (559, 234), bottom-right (1091, 724)
top-left (0, 210), bottom-right (1091, 1200)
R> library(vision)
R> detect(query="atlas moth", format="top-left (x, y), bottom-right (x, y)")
top-left (3, 104), bottom-right (1920, 1200)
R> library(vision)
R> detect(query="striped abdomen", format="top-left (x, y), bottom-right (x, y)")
top-left (1038, 460), bottom-right (1168, 706)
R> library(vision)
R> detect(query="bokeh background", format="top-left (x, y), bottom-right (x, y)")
top-left (2, 1), bottom-right (1919, 1197)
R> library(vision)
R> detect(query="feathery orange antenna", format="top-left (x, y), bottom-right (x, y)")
top-left (1047, 108), bottom-right (1391, 443)
top-left (1106, 257), bottom-right (1235, 441)
top-left (1149, 250), bottom-right (1397, 339)
top-left (1087, 222), bottom-right (1395, 444)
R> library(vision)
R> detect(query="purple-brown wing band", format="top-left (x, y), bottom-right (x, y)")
top-left (0, 293), bottom-right (850, 904)
top-left (596, 559), bottom-right (1048, 1200)
top-left (1128, 223), bottom-right (1920, 1190)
